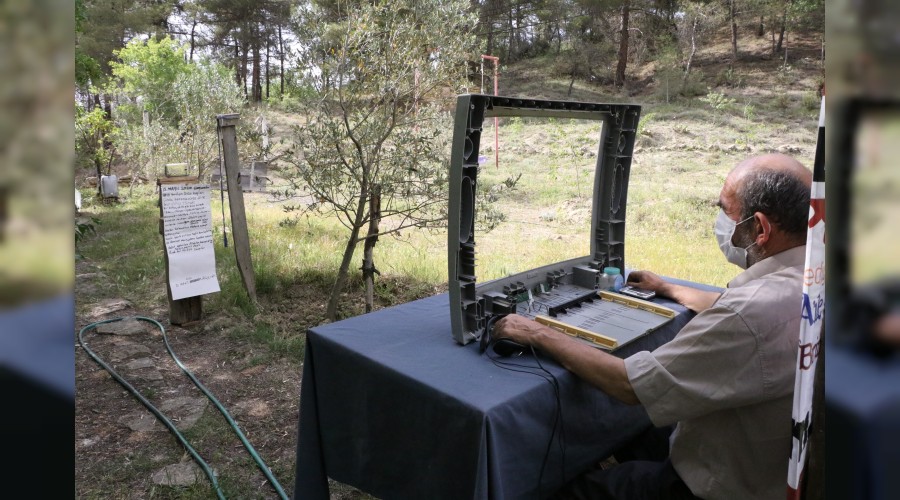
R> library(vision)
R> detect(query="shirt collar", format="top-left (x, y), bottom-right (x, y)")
top-left (728, 245), bottom-right (807, 288)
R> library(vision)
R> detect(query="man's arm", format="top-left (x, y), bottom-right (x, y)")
top-left (493, 315), bottom-right (640, 405)
top-left (627, 270), bottom-right (721, 313)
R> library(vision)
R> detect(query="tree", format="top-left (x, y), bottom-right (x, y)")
top-left (283, 0), bottom-right (478, 320)
top-left (108, 36), bottom-right (190, 119)
top-left (677, 1), bottom-right (724, 87)
top-left (75, 0), bottom-right (175, 109)
top-left (107, 36), bottom-right (244, 179)
top-left (75, 106), bottom-right (118, 188)
top-left (196, 0), bottom-right (293, 103)
top-left (615, 0), bottom-right (631, 87)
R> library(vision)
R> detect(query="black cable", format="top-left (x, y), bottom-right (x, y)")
top-left (485, 336), bottom-right (565, 499)
top-left (216, 122), bottom-right (229, 248)
top-left (532, 346), bottom-right (566, 486)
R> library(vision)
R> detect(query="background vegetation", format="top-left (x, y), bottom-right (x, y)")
top-left (73, 0), bottom-right (824, 497)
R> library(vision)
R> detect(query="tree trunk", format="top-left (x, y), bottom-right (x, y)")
top-left (567, 69), bottom-right (576, 97)
top-left (506, 8), bottom-right (513, 62)
top-left (683, 17), bottom-right (698, 85)
top-left (776, 2), bottom-right (787, 53)
top-left (265, 36), bottom-right (270, 101)
top-left (556, 22), bottom-right (562, 54)
top-left (326, 193), bottom-right (369, 321)
top-left (486, 21), bottom-right (493, 55)
top-left (730, 0), bottom-right (738, 64)
top-left (757, 15), bottom-right (765, 37)
top-left (234, 39), bottom-right (242, 90)
top-left (189, 20), bottom-right (197, 61)
top-left (615, 0), bottom-right (631, 87)
top-left (279, 24), bottom-right (285, 97)
top-left (252, 32), bottom-right (262, 103)
top-left (362, 185), bottom-right (381, 313)
top-left (240, 40), bottom-right (249, 98)
top-left (771, 23), bottom-right (776, 56)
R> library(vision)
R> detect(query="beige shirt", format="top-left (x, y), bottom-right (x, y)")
top-left (624, 246), bottom-right (806, 500)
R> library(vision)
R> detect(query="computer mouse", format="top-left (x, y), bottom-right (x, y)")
top-left (492, 338), bottom-right (527, 357)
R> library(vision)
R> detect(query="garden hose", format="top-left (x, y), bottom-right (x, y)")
top-left (78, 316), bottom-right (289, 500)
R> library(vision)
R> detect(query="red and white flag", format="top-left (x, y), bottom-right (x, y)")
top-left (787, 96), bottom-right (826, 499)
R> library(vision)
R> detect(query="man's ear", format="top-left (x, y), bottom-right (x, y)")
top-left (753, 212), bottom-right (773, 247)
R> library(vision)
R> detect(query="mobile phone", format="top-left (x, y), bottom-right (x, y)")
top-left (618, 285), bottom-right (656, 300)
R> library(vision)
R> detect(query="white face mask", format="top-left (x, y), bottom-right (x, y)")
top-left (714, 209), bottom-right (756, 269)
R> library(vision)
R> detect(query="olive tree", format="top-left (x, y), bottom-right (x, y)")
top-left (283, 0), bottom-right (478, 319)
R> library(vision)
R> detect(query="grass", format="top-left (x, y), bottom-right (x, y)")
top-left (77, 86), bottom-right (819, 328)
top-left (74, 46), bottom-right (824, 500)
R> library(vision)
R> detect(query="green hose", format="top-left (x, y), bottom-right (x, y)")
top-left (78, 316), bottom-right (289, 500)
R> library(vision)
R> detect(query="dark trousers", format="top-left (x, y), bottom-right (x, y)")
top-left (551, 425), bottom-right (701, 500)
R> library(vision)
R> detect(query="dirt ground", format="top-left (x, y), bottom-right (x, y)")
top-left (74, 255), bottom-right (394, 499)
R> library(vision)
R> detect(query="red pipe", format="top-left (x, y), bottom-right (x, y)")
top-left (481, 55), bottom-right (499, 168)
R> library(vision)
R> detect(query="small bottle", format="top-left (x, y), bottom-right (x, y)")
top-left (603, 267), bottom-right (623, 291)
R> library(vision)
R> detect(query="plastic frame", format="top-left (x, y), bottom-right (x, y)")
top-left (447, 94), bottom-right (641, 345)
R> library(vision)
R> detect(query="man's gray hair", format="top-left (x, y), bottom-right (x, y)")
top-left (737, 169), bottom-right (810, 240)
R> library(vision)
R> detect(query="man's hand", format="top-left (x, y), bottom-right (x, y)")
top-left (493, 314), bottom-right (639, 405)
top-left (494, 314), bottom-right (544, 346)
top-left (626, 269), bottom-right (722, 313)
top-left (626, 270), bottom-right (669, 295)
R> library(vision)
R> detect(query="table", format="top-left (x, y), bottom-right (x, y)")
top-left (825, 344), bottom-right (900, 499)
top-left (294, 280), bottom-right (720, 499)
top-left (0, 294), bottom-right (74, 497)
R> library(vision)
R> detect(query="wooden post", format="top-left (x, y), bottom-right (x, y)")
top-left (158, 176), bottom-right (203, 325)
top-left (216, 113), bottom-right (257, 303)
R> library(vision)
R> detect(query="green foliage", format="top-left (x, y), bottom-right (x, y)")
top-left (75, 105), bottom-right (118, 174)
top-left (775, 64), bottom-right (796, 86)
top-left (284, 0), bottom-right (478, 318)
top-left (637, 112), bottom-right (656, 137)
top-left (109, 52), bottom-right (244, 179)
top-left (801, 90), bottom-right (821, 112)
top-left (109, 36), bottom-right (190, 119)
top-left (678, 70), bottom-right (707, 98)
top-left (742, 100), bottom-right (757, 121)
top-left (699, 88), bottom-right (736, 112)
top-left (714, 67), bottom-right (744, 88)
top-left (169, 61), bottom-right (245, 176)
top-left (75, 216), bottom-right (100, 258)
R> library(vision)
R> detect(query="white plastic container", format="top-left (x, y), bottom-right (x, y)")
top-left (603, 267), bottom-right (624, 291)
top-left (100, 175), bottom-right (118, 198)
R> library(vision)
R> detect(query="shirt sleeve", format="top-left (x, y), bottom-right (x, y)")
top-left (624, 304), bottom-right (768, 427)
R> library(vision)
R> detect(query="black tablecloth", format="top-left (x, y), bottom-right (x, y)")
top-left (825, 344), bottom-right (900, 499)
top-left (294, 280), bottom-right (721, 500)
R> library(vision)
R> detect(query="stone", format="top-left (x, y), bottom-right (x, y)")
top-left (122, 358), bottom-right (156, 371)
top-left (120, 413), bottom-right (161, 432)
top-left (158, 396), bottom-right (208, 431)
top-left (108, 342), bottom-right (152, 362)
top-left (95, 318), bottom-right (147, 336)
top-left (131, 368), bottom-right (163, 382)
top-left (89, 298), bottom-right (133, 318)
top-left (151, 463), bottom-right (204, 487)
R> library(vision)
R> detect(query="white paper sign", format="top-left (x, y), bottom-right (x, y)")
top-left (160, 184), bottom-right (221, 300)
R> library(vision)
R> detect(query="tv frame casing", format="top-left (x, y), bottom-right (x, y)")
top-left (447, 94), bottom-right (641, 345)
